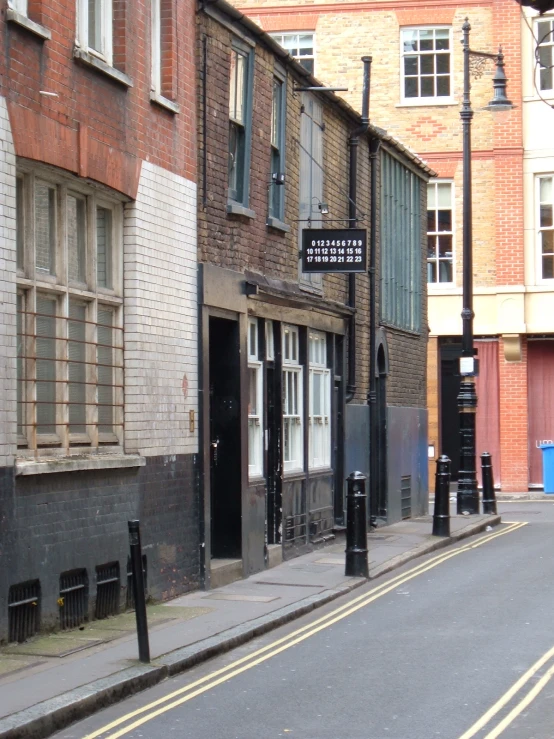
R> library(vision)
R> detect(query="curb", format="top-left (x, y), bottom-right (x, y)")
top-left (0, 516), bottom-right (500, 739)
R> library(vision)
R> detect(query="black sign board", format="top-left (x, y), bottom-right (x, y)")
top-left (301, 228), bottom-right (367, 273)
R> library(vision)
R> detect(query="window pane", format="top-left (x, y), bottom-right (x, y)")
top-left (427, 210), bottom-right (435, 233)
top-left (300, 58), bottom-right (314, 75)
top-left (405, 77), bottom-right (418, 98)
top-left (540, 67), bottom-right (552, 91)
top-left (402, 30), bottom-right (418, 53)
top-left (438, 234), bottom-right (452, 257)
top-left (68, 196), bottom-right (86, 283)
top-left (437, 210), bottom-right (452, 231)
top-left (543, 254), bottom-right (554, 279)
top-left (88, 0), bottom-right (102, 52)
top-left (427, 261), bottom-right (437, 283)
top-left (420, 39), bottom-right (433, 52)
top-left (229, 50), bottom-right (237, 118)
top-left (248, 366), bottom-right (257, 416)
top-left (234, 53), bottom-right (246, 123)
top-left (437, 183), bottom-right (451, 207)
top-left (96, 207), bottom-right (112, 288)
top-left (436, 37), bottom-right (449, 50)
top-left (427, 236), bottom-right (436, 259)
top-left (17, 295), bottom-right (24, 437)
top-left (421, 76), bottom-right (434, 97)
top-left (16, 178), bottom-right (24, 271)
top-left (404, 56), bottom-right (418, 75)
top-left (271, 78), bottom-right (282, 149)
top-left (68, 302), bottom-right (87, 434)
top-left (436, 76), bottom-right (450, 96)
top-left (36, 296), bottom-right (57, 435)
top-left (312, 372), bottom-right (322, 415)
top-left (427, 184), bottom-right (436, 209)
top-left (541, 204), bottom-right (553, 228)
top-left (542, 230), bottom-right (554, 255)
top-left (298, 34), bottom-right (313, 53)
top-left (97, 308), bottom-right (114, 433)
top-left (35, 183), bottom-right (56, 275)
top-left (540, 177), bottom-right (553, 203)
top-left (436, 54), bottom-right (450, 74)
top-left (538, 21), bottom-right (551, 45)
top-left (420, 55), bottom-right (433, 75)
top-left (438, 260), bottom-right (453, 283)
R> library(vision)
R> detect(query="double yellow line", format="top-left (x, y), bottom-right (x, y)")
top-left (84, 522), bottom-right (526, 739)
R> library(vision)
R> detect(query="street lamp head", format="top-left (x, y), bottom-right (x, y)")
top-left (486, 47), bottom-right (513, 110)
top-left (514, 0), bottom-right (554, 14)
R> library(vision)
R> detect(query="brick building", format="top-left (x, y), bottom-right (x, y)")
top-left (197, 0), bottom-right (432, 585)
top-left (232, 0), bottom-right (554, 493)
top-left (0, 0), bottom-right (199, 640)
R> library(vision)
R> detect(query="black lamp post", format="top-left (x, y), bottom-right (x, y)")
top-left (457, 19), bottom-right (512, 515)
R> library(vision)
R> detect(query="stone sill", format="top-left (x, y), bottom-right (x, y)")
top-left (16, 454), bottom-right (146, 476)
top-left (150, 91), bottom-right (180, 114)
top-left (266, 216), bottom-right (291, 233)
top-left (73, 47), bottom-right (133, 88)
top-left (227, 202), bottom-right (256, 219)
top-left (6, 9), bottom-right (51, 39)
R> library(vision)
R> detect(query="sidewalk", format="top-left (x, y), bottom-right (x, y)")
top-left (0, 512), bottom-right (500, 739)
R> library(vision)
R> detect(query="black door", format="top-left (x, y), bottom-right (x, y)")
top-left (375, 346), bottom-right (388, 518)
top-left (266, 364), bottom-right (282, 545)
top-left (440, 341), bottom-right (462, 480)
top-left (209, 317), bottom-right (241, 559)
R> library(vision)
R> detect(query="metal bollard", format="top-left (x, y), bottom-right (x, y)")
top-left (432, 455), bottom-right (451, 537)
top-left (345, 471), bottom-right (369, 578)
top-left (481, 452), bottom-right (497, 515)
top-left (128, 520), bottom-right (150, 663)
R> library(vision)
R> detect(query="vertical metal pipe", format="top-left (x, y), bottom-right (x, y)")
top-left (128, 520), bottom-right (150, 663)
top-left (457, 19), bottom-right (479, 515)
top-left (481, 452), bottom-right (497, 514)
top-left (368, 136), bottom-right (380, 525)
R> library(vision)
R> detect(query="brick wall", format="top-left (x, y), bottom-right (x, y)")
top-left (124, 161), bottom-right (198, 458)
top-left (499, 337), bottom-right (529, 492)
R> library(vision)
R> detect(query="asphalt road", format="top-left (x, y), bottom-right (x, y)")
top-left (52, 501), bottom-right (554, 739)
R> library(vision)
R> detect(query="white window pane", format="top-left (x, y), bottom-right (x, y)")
top-left (88, 0), bottom-right (102, 52)
top-left (437, 183), bottom-right (451, 207)
top-left (97, 207), bottom-right (112, 288)
top-left (68, 196), bottom-right (87, 283)
top-left (540, 177), bottom-right (553, 203)
top-left (36, 296), bottom-right (57, 435)
top-left (248, 366), bottom-right (257, 415)
top-left (16, 178), bottom-right (24, 271)
top-left (97, 308), bottom-right (114, 433)
top-left (235, 53), bottom-right (246, 124)
top-left (35, 183), bottom-right (56, 275)
top-left (68, 302), bottom-right (87, 434)
top-left (313, 372), bottom-right (322, 415)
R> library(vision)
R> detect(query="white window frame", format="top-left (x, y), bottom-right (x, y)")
top-left (427, 180), bottom-right (454, 285)
top-left (269, 32), bottom-right (315, 75)
top-left (265, 320), bottom-right (275, 361)
top-left (16, 166), bottom-right (124, 458)
top-left (537, 174), bottom-right (554, 282)
top-left (151, 0), bottom-right (161, 95)
top-left (77, 0), bottom-right (113, 65)
top-left (536, 17), bottom-right (554, 94)
top-left (308, 331), bottom-right (330, 470)
top-left (400, 26), bottom-right (453, 105)
top-left (282, 325), bottom-right (303, 473)
top-left (248, 318), bottom-right (263, 478)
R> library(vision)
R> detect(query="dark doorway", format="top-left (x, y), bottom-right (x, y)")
top-left (440, 341), bottom-right (462, 480)
top-left (375, 346), bottom-right (388, 518)
top-left (209, 317), bottom-right (242, 559)
top-left (333, 335), bottom-right (345, 525)
top-left (265, 363), bottom-right (282, 545)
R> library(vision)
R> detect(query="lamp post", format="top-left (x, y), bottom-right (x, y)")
top-left (457, 19), bottom-right (512, 515)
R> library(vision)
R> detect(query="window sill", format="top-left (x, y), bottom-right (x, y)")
top-left (150, 91), bottom-right (180, 114)
top-left (396, 98), bottom-right (455, 108)
top-left (227, 202), bottom-right (256, 219)
top-left (266, 216), bottom-right (291, 233)
top-left (15, 454), bottom-right (146, 476)
top-left (283, 469), bottom-right (305, 481)
top-left (73, 47), bottom-right (133, 88)
top-left (308, 467), bottom-right (333, 476)
top-left (6, 9), bottom-right (51, 39)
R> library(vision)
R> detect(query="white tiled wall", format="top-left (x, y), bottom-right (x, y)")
top-left (0, 97), bottom-right (17, 467)
top-left (124, 161), bottom-right (198, 457)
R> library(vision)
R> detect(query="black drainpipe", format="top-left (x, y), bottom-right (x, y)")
top-left (368, 135), bottom-right (381, 524)
top-left (346, 56), bottom-right (372, 403)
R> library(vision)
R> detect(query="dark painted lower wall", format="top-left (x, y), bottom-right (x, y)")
top-left (387, 407), bottom-right (429, 523)
top-left (0, 454), bottom-right (200, 642)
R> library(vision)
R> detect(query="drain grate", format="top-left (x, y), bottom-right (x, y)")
top-left (59, 569), bottom-right (88, 630)
top-left (401, 475), bottom-right (412, 520)
top-left (95, 562), bottom-right (120, 620)
top-left (126, 555), bottom-right (147, 610)
top-left (8, 580), bottom-right (40, 643)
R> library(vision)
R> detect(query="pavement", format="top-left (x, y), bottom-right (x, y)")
top-left (0, 511), bottom-right (500, 739)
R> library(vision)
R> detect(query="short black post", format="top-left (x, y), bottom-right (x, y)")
top-left (128, 520), bottom-right (150, 663)
top-left (481, 452), bottom-right (497, 515)
top-left (432, 455), bottom-right (451, 537)
top-left (345, 471), bottom-right (369, 578)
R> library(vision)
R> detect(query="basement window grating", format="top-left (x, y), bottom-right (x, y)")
top-left (95, 562), bottom-right (120, 620)
top-left (8, 580), bottom-right (40, 643)
top-left (126, 554), bottom-right (147, 610)
top-left (401, 475), bottom-right (412, 520)
top-left (59, 569), bottom-right (89, 630)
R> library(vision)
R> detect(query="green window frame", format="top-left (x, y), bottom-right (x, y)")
top-left (381, 150), bottom-right (424, 332)
top-left (228, 40), bottom-right (253, 208)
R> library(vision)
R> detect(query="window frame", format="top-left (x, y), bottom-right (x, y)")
top-left (308, 331), bottom-right (331, 470)
top-left (247, 318), bottom-right (264, 479)
top-left (536, 17), bottom-right (554, 95)
top-left (151, 0), bottom-right (162, 96)
top-left (269, 31), bottom-right (315, 75)
top-left (15, 167), bottom-right (124, 457)
top-left (427, 180), bottom-right (455, 286)
top-left (269, 66), bottom-right (287, 223)
top-left (228, 39), bottom-right (253, 208)
top-left (77, 0), bottom-right (114, 66)
top-left (400, 26), bottom-right (453, 106)
top-left (282, 325), bottom-right (304, 474)
top-left (537, 174), bottom-right (554, 282)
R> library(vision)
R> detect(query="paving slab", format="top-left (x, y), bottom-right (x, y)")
top-left (0, 513), bottom-right (500, 739)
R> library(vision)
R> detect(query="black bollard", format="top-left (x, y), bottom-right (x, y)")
top-left (128, 520), bottom-right (150, 663)
top-left (481, 452), bottom-right (497, 515)
top-left (432, 455), bottom-right (451, 537)
top-left (345, 471), bottom-right (369, 578)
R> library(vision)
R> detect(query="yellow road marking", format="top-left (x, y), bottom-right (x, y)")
top-left (83, 522), bottom-right (525, 739)
top-left (458, 642), bottom-right (554, 739)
